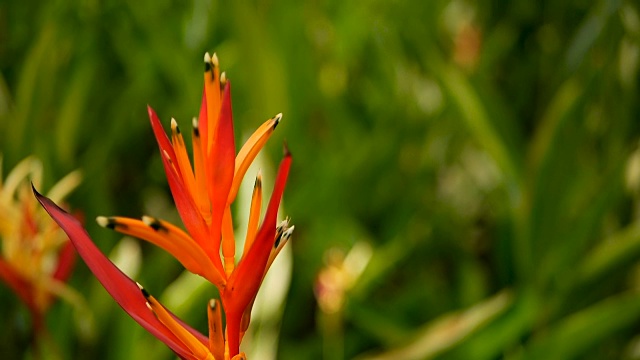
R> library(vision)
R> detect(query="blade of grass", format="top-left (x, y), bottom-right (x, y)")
top-left (576, 222), bottom-right (640, 287)
top-left (519, 291), bottom-right (640, 360)
top-left (442, 288), bottom-right (539, 360)
top-left (355, 291), bottom-right (513, 360)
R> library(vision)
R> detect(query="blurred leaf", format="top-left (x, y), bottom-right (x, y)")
top-left (356, 291), bottom-right (513, 360)
top-left (565, 0), bottom-right (622, 71)
top-left (575, 222), bottom-right (640, 286)
top-left (351, 233), bottom-right (424, 301)
top-left (518, 291), bottom-right (640, 360)
top-left (529, 78), bottom-right (582, 172)
top-left (55, 60), bottom-right (95, 166)
top-left (442, 289), bottom-right (539, 360)
top-left (436, 60), bottom-right (521, 194)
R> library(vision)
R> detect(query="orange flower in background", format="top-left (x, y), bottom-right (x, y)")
top-left (0, 156), bottom-right (81, 333)
top-left (35, 52), bottom-right (293, 359)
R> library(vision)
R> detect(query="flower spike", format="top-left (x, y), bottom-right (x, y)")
top-left (39, 51), bottom-right (294, 359)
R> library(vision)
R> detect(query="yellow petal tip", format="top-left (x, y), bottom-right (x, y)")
top-left (171, 118), bottom-right (179, 132)
top-left (96, 216), bottom-right (109, 227)
top-left (273, 113), bottom-right (282, 129)
top-left (211, 52), bottom-right (219, 67)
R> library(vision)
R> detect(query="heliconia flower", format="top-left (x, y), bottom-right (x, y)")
top-left (35, 52), bottom-right (294, 359)
top-left (0, 156), bottom-right (81, 333)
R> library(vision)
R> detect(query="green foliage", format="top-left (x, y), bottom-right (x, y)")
top-left (2, 0), bottom-right (640, 359)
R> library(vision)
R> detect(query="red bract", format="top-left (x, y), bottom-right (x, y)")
top-left (34, 189), bottom-right (213, 360)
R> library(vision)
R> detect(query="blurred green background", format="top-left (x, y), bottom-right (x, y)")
top-left (2, 0), bottom-right (640, 359)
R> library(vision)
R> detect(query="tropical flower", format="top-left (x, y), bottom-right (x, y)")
top-left (314, 242), bottom-right (372, 315)
top-left (0, 156), bottom-right (81, 333)
top-left (35, 52), bottom-right (293, 359)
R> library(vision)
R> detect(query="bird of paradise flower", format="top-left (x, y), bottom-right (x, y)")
top-left (34, 52), bottom-right (293, 360)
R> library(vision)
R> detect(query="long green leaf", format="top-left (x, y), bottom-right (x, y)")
top-left (356, 291), bottom-right (513, 360)
top-left (519, 291), bottom-right (640, 360)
